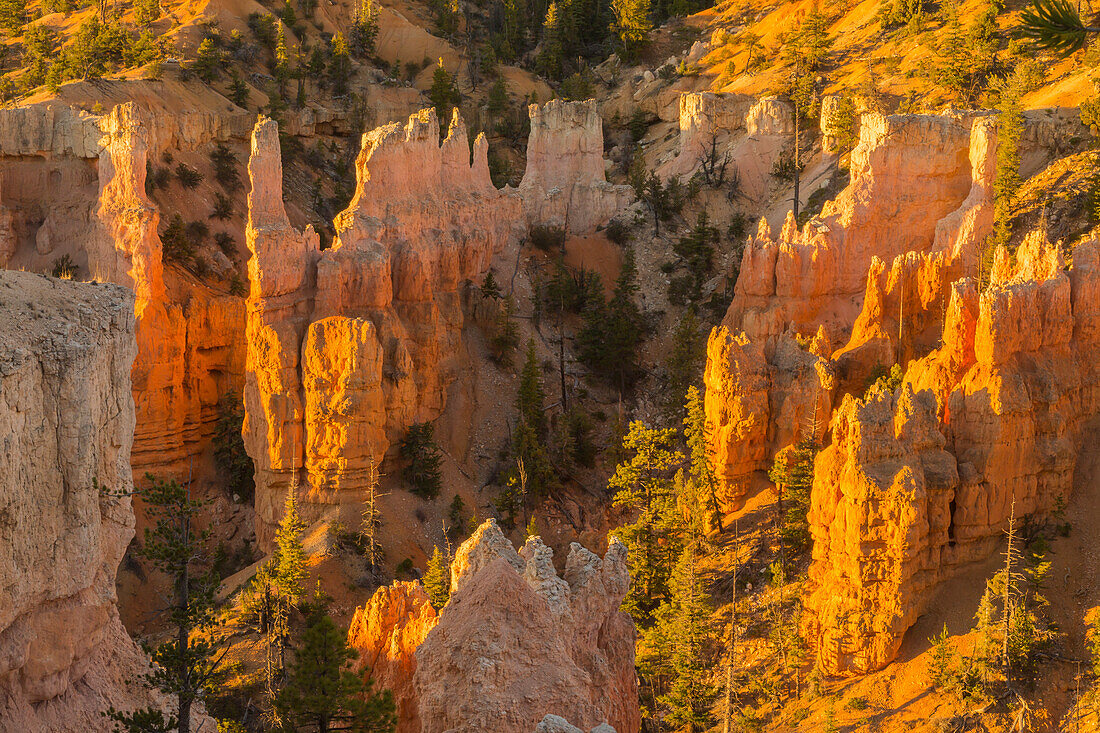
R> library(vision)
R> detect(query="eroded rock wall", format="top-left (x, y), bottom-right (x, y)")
top-left (803, 236), bottom-right (1100, 674)
top-left (0, 271), bottom-right (176, 730)
top-left (515, 99), bottom-right (634, 234)
top-left (243, 109), bottom-right (525, 543)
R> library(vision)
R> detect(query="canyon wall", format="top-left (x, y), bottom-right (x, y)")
top-left (347, 520), bottom-right (638, 733)
top-left (515, 99), bottom-right (635, 234)
top-left (803, 236), bottom-right (1100, 674)
top-left (0, 272), bottom-right (177, 730)
top-left (243, 109), bottom-right (525, 543)
top-left (0, 101), bottom-right (247, 480)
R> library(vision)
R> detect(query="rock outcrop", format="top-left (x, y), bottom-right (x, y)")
top-left (347, 582), bottom-right (438, 732)
top-left (243, 110), bottom-right (525, 543)
top-left (658, 93), bottom-right (793, 202)
top-left (704, 327), bottom-right (835, 503)
top-left (803, 236), bottom-right (1100, 674)
top-left (347, 520), bottom-right (638, 733)
top-left (414, 520), bottom-right (639, 733)
top-left (515, 99), bottom-right (634, 234)
top-left (0, 271), bottom-right (177, 730)
top-left (0, 101), bottom-right (247, 481)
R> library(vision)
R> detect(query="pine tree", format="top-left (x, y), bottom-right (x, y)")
top-left (578, 247), bottom-right (644, 392)
top-left (610, 0), bottom-right (652, 60)
top-left (516, 340), bottom-right (547, 439)
top-left (275, 488), bottom-right (308, 602)
top-left (350, 0), bottom-right (380, 58)
top-left (428, 59), bottom-right (460, 128)
top-left (423, 545), bottom-right (451, 610)
top-left (274, 25), bottom-right (291, 92)
top-left (0, 0), bottom-right (23, 33)
top-left (826, 94), bottom-right (858, 163)
top-left (525, 514), bottom-right (539, 538)
top-left (767, 436), bottom-right (817, 560)
top-left (928, 624), bottom-right (956, 690)
top-left (135, 0), bottom-right (160, 24)
top-left (609, 421), bottom-right (685, 625)
top-left (486, 76), bottom-right (508, 119)
top-left (328, 32), bottom-right (352, 95)
top-left (660, 541), bottom-right (719, 731)
top-left (683, 385), bottom-right (721, 532)
top-left (537, 2), bottom-right (564, 79)
top-left (992, 79), bottom-right (1023, 249)
top-left (194, 38), bottom-right (224, 82)
top-left (275, 600), bottom-right (397, 732)
top-left (400, 422), bottom-right (443, 499)
top-left (664, 312), bottom-right (705, 426)
top-left (104, 476), bottom-right (225, 733)
top-left (229, 73), bottom-right (250, 108)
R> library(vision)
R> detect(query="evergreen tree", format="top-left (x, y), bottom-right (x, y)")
top-left (428, 59), bottom-right (460, 127)
top-left (1018, 0), bottom-right (1100, 57)
top-left (194, 38), bottom-right (224, 82)
top-left (683, 385), bottom-right (720, 532)
top-left (274, 25), bottom-right (291, 92)
top-left (135, 0), bottom-right (161, 24)
top-left (525, 514), bottom-right (539, 538)
top-left (0, 0), bottom-right (22, 33)
top-left (826, 93), bottom-right (859, 163)
top-left (928, 624), bottom-right (956, 690)
top-left (767, 436), bottom-right (817, 559)
top-left (275, 488), bottom-right (308, 602)
top-left (400, 422), bottom-right (444, 499)
top-left (516, 340), bottom-right (547, 439)
top-left (660, 541), bottom-right (719, 731)
top-left (578, 247), bottom-right (644, 391)
top-left (663, 311), bottom-right (704, 426)
top-left (486, 76), bottom-right (509, 119)
top-left (229, 73), bottom-right (250, 108)
top-left (610, 0), bottom-right (651, 60)
top-left (609, 422), bottom-right (685, 625)
top-left (992, 80), bottom-right (1023, 249)
top-left (350, 0), bottom-right (380, 58)
top-left (328, 32), bottom-right (352, 95)
top-left (537, 2), bottom-right (564, 79)
top-left (423, 546), bottom-right (451, 610)
top-left (275, 600), bottom-right (397, 732)
top-left (105, 476), bottom-right (224, 733)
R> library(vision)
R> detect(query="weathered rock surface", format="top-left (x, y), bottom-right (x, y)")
top-left (243, 110), bottom-right (525, 543)
top-left (414, 520), bottom-right (639, 733)
top-left (0, 272), bottom-right (180, 730)
top-left (658, 93), bottom-right (792, 203)
top-left (704, 327), bottom-right (835, 503)
top-left (347, 521), bottom-right (637, 733)
top-left (347, 582), bottom-right (438, 732)
top-left (535, 714), bottom-right (618, 733)
top-left (803, 236), bottom-right (1100, 674)
top-left (515, 99), bottom-right (635, 234)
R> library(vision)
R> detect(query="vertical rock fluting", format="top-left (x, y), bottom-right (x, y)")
top-left (515, 99), bottom-right (635, 234)
top-left (803, 236), bottom-right (1100, 674)
top-left (703, 327), bottom-right (835, 504)
top-left (243, 110), bottom-right (525, 543)
top-left (96, 103), bottom-right (247, 479)
top-left (0, 272), bottom-right (179, 730)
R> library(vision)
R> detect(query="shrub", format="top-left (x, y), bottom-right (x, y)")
top-left (161, 214), bottom-right (195, 263)
top-left (210, 143), bottom-right (241, 191)
top-left (211, 192), bottom-right (233, 220)
top-left (529, 224), bottom-right (566, 251)
top-left (605, 219), bottom-right (631, 245)
top-left (51, 254), bottom-right (78, 279)
top-left (215, 231), bottom-right (236, 254)
top-left (176, 163), bottom-right (204, 189)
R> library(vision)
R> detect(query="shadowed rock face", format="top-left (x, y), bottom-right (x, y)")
top-left (514, 99), bottom-right (635, 234)
top-left (347, 520), bottom-right (639, 733)
top-left (0, 271), bottom-right (185, 730)
top-left (243, 109), bottom-right (525, 545)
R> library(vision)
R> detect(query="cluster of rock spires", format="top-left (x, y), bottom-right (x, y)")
top-left (0, 271), bottom-right (193, 730)
top-left (700, 97), bottom-right (1099, 674)
top-left (242, 101), bottom-right (631, 544)
top-left (347, 519), bottom-right (638, 733)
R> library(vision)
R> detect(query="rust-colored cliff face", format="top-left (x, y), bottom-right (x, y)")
top-left (0, 101), bottom-right (246, 481)
top-left (515, 99), bottom-right (635, 234)
top-left (243, 110), bottom-right (525, 543)
top-left (346, 520), bottom-right (638, 733)
top-left (803, 237), bottom-right (1100, 675)
top-left (0, 272), bottom-right (184, 730)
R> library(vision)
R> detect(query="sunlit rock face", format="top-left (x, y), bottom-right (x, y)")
top-left (243, 109), bottom-right (525, 544)
top-left (803, 236), bottom-right (1100, 675)
top-left (514, 99), bottom-right (635, 234)
top-left (0, 272), bottom-right (183, 730)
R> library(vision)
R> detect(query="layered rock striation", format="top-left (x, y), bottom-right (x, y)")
top-left (515, 99), bottom-right (634, 234)
top-left (243, 109), bottom-right (525, 542)
top-left (803, 236), bottom-right (1100, 674)
top-left (0, 272), bottom-right (176, 730)
top-left (347, 520), bottom-right (638, 733)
